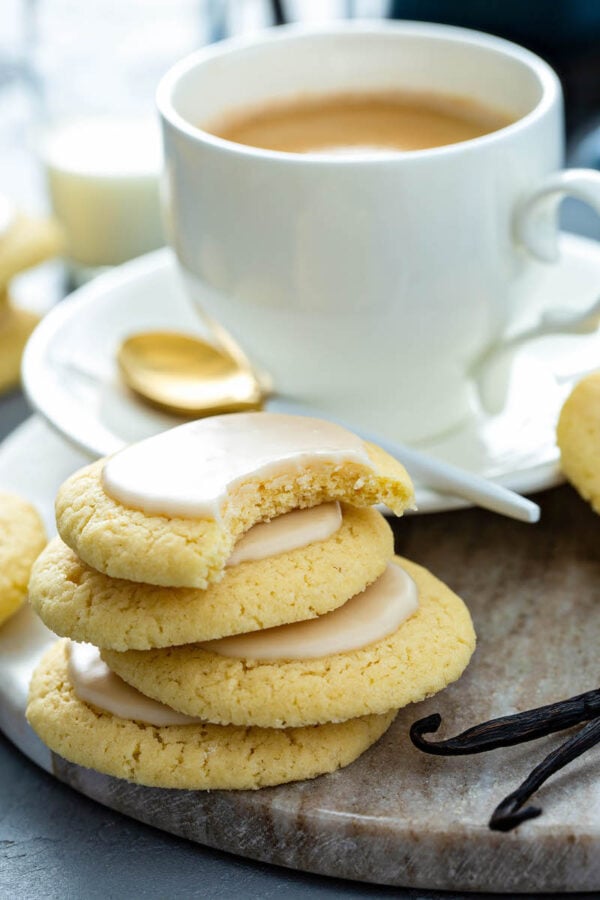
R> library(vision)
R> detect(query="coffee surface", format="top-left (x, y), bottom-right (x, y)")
top-left (206, 90), bottom-right (513, 154)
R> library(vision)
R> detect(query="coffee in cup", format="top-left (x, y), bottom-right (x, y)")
top-left (159, 23), bottom-right (600, 444)
top-left (206, 90), bottom-right (514, 154)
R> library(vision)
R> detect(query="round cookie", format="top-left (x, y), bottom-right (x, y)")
top-left (0, 210), bottom-right (63, 393)
top-left (0, 295), bottom-right (40, 393)
top-left (30, 505), bottom-right (393, 650)
top-left (0, 212), bottom-right (64, 288)
top-left (27, 640), bottom-right (396, 791)
top-left (0, 492), bottom-right (46, 626)
top-left (56, 436), bottom-right (413, 588)
top-left (102, 557), bottom-right (476, 728)
top-left (557, 372), bottom-right (600, 514)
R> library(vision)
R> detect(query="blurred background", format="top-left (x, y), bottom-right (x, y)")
top-left (1, 0), bottom-right (600, 305)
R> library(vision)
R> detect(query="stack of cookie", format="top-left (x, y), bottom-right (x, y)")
top-left (27, 412), bottom-right (475, 791)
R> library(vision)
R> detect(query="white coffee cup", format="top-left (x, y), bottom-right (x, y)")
top-left (158, 21), bottom-right (600, 444)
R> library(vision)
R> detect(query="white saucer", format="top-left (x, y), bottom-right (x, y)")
top-left (22, 233), bottom-right (600, 513)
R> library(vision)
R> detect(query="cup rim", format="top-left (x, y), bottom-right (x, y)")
top-left (157, 19), bottom-right (560, 164)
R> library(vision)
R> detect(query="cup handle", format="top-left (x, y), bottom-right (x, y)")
top-left (514, 168), bottom-right (600, 263)
top-left (472, 169), bottom-right (600, 410)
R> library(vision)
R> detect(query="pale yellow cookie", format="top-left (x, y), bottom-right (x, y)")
top-left (102, 557), bottom-right (476, 728)
top-left (0, 213), bottom-right (63, 288)
top-left (27, 640), bottom-right (396, 790)
top-left (0, 210), bottom-right (63, 393)
top-left (0, 293), bottom-right (40, 392)
top-left (56, 440), bottom-right (414, 588)
top-left (30, 506), bottom-right (393, 650)
top-left (0, 492), bottom-right (46, 626)
top-left (557, 372), bottom-right (600, 514)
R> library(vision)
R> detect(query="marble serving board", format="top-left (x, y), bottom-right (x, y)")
top-left (1, 417), bottom-right (600, 893)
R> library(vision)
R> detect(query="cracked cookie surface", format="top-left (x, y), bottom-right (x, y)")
top-left (557, 372), bottom-right (600, 514)
top-left (30, 506), bottom-right (393, 650)
top-left (27, 640), bottom-right (396, 790)
top-left (0, 492), bottom-right (46, 626)
top-left (103, 557), bottom-right (476, 728)
top-left (55, 441), bottom-right (414, 589)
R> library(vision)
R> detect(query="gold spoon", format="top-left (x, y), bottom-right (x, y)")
top-left (117, 330), bottom-right (266, 417)
top-left (117, 331), bottom-right (540, 523)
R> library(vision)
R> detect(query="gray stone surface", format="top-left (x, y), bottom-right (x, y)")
top-left (0, 732), bottom-right (593, 900)
top-left (0, 390), bottom-right (32, 435)
top-left (0, 732), bottom-right (421, 900)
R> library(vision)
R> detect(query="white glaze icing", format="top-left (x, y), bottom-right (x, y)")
top-left (226, 502), bottom-right (342, 567)
top-left (68, 642), bottom-right (202, 726)
top-left (199, 563), bottom-right (419, 660)
top-left (101, 412), bottom-right (372, 519)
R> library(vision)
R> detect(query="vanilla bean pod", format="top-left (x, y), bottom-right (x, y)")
top-left (410, 688), bottom-right (600, 756)
top-left (489, 716), bottom-right (600, 831)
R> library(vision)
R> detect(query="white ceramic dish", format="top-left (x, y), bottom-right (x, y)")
top-left (22, 233), bottom-right (600, 512)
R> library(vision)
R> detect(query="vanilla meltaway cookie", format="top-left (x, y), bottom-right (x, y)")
top-left (29, 505), bottom-right (393, 650)
top-left (29, 411), bottom-right (477, 794)
top-left (557, 372), bottom-right (600, 514)
top-left (0, 294), bottom-right (41, 393)
top-left (27, 640), bottom-right (396, 790)
top-left (56, 413), bottom-right (414, 588)
top-left (0, 492), bottom-right (46, 626)
top-left (0, 209), bottom-right (63, 392)
top-left (102, 557), bottom-right (476, 728)
top-left (0, 212), bottom-right (63, 288)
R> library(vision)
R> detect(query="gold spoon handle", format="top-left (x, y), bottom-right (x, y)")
top-left (197, 309), bottom-right (273, 394)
